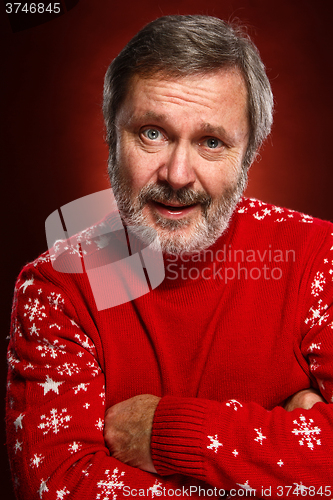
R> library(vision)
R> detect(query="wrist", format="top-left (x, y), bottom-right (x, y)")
top-left (151, 395), bottom-right (208, 476)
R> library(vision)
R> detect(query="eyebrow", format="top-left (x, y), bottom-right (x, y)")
top-left (199, 123), bottom-right (234, 144)
top-left (126, 111), bottom-right (167, 125)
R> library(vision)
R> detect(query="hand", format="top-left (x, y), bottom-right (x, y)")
top-left (284, 388), bottom-right (326, 412)
top-left (104, 394), bottom-right (161, 473)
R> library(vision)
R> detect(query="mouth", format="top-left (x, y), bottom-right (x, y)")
top-left (149, 200), bottom-right (199, 219)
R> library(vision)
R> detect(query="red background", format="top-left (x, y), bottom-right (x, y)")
top-left (1, 0), bottom-right (333, 497)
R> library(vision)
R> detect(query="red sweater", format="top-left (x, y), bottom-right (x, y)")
top-left (6, 197), bottom-right (333, 499)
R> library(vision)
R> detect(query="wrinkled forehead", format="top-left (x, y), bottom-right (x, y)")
top-left (119, 68), bottom-right (248, 115)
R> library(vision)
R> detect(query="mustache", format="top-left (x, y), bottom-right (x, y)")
top-left (138, 183), bottom-right (212, 209)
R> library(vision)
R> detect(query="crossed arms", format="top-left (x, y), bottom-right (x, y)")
top-left (103, 390), bottom-right (325, 474)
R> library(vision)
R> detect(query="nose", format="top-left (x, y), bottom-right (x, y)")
top-left (157, 141), bottom-right (196, 190)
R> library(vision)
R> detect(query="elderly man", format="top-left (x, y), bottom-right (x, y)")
top-left (6, 15), bottom-right (332, 500)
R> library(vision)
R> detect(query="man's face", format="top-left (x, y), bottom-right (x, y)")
top-left (111, 68), bottom-right (250, 254)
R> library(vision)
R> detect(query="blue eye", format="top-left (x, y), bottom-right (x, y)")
top-left (144, 129), bottom-right (161, 140)
top-left (206, 138), bottom-right (221, 149)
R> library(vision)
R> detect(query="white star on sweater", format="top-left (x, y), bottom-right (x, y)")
top-left (68, 441), bottom-right (82, 453)
top-left (14, 413), bottom-right (24, 431)
top-left (254, 428), bottom-right (267, 445)
top-left (24, 362), bottom-right (35, 370)
top-left (29, 323), bottom-right (40, 336)
top-left (148, 480), bottom-right (163, 498)
top-left (38, 479), bottom-right (49, 498)
top-left (73, 382), bottom-right (89, 394)
top-left (30, 453), bottom-right (44, 468)
top-left (95, 418), bottom-right (104, 431)
top-left (236, 480), bottom-right (256, 493)
top-left (56, 487), bottom-right (70, 499)
top-left (207, 434), bottom-right (223, 453)
top-left (19, 277), bottom-right (34, 293)
top-left (14, 440), bottom-right (22, 453)
top-left (39, 375), bottom-right (64, 395)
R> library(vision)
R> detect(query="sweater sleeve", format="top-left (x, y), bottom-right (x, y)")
top-left (151, 227), bottom-right (333, 496)
top-left (6, 258), bottom-right (195, 500)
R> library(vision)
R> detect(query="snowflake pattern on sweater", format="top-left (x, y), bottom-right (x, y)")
top-left (7, 220), bottom-right (212, 499)
top-left (150, 200), bottom-right (333, 495)
top-left (6, 198), bottom-right (333, 499)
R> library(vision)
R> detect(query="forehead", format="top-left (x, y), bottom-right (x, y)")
top-left (118, 69), bottom-right (249, 137)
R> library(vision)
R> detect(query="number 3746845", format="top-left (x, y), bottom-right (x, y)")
top-left (5, 3), bottom-right (61, 14)
top-left (276, 485), bottom-right (332, 497)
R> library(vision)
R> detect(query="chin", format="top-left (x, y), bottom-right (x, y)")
top-left (135, 214), bottom-right (230, 255)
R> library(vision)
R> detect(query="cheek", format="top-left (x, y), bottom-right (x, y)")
top-left (199, 163), bottom-right (243, 198)
top-left (118, 142), bottom-right (157, 192)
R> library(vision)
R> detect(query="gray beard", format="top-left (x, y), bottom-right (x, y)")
top-left (109, 163), bottom-right (247, 255)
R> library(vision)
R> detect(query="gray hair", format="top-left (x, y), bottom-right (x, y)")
top-left (103, 15), bottom-right (273, 170)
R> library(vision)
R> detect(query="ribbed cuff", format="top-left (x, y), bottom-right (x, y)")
top-left (151, 395), bottom-right (208, 479)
